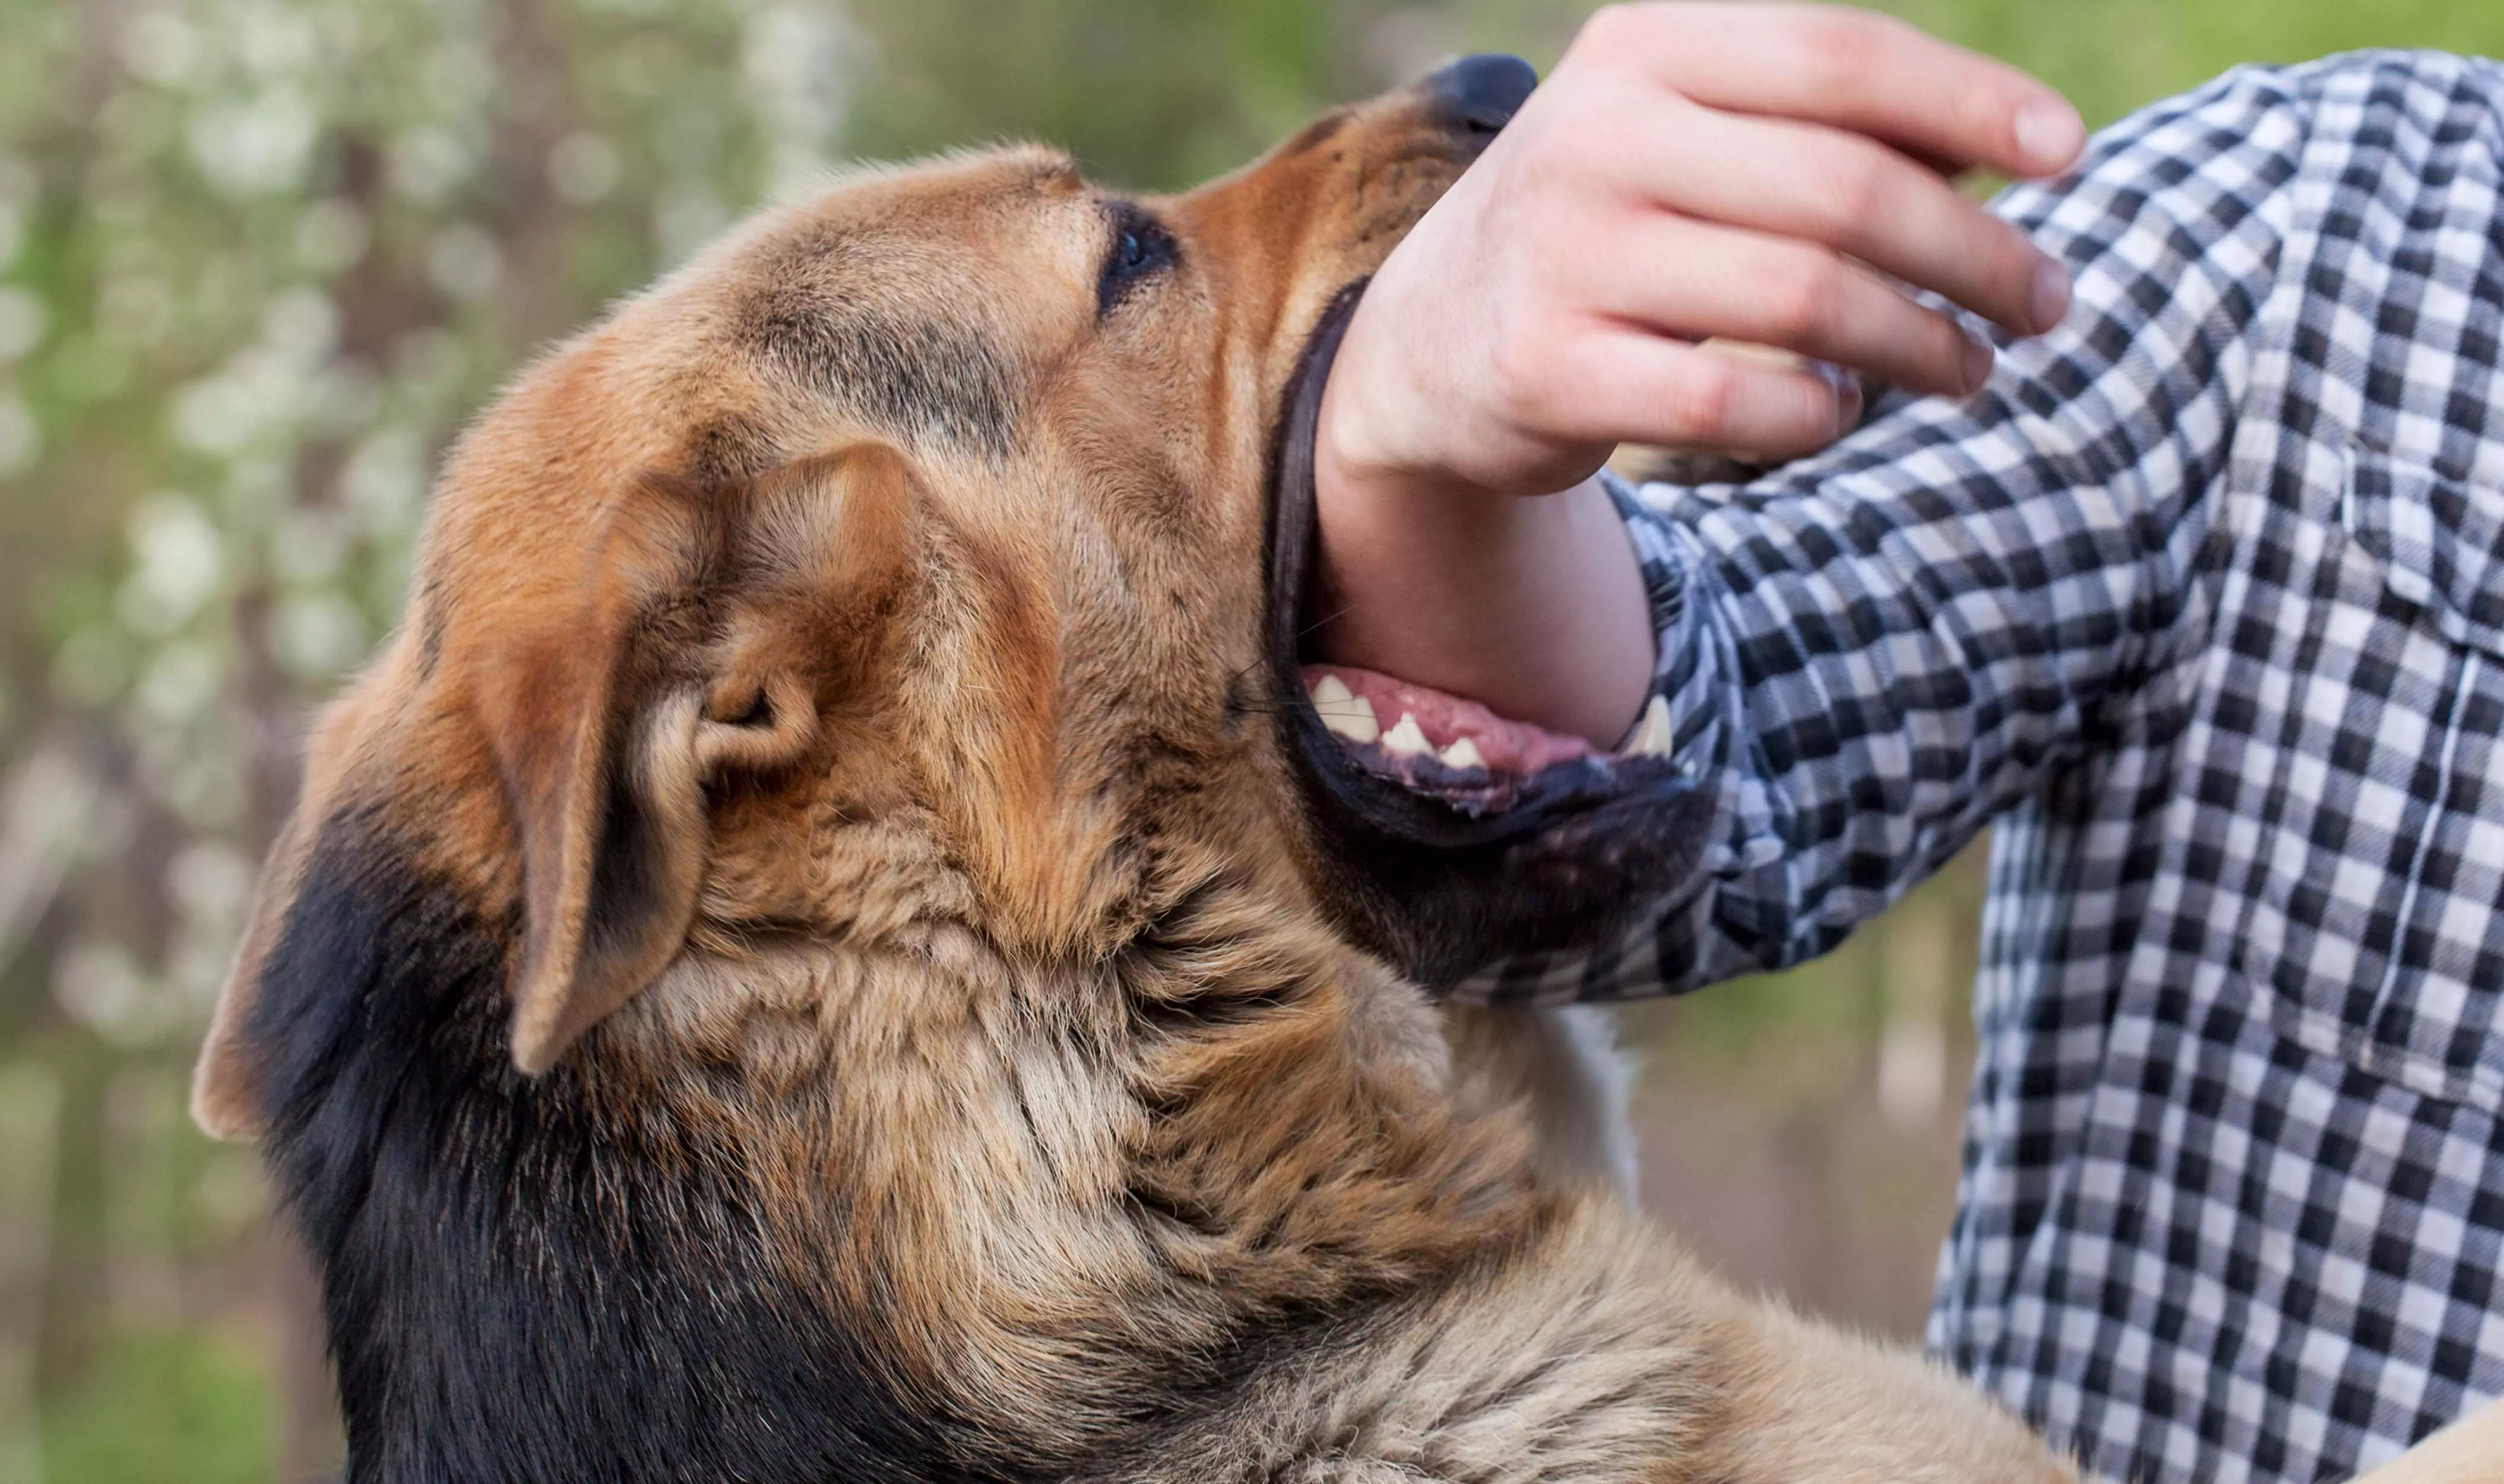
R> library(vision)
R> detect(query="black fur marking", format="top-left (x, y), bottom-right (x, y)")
top-left (743, 268), bottom-right (1017, 458)
top-left (411, 576), bottom-right (448, 680)
top-left (680, 414), bottom-right (777, 485)
top-left (1275, 112), bottom-right (1350, 157)
top-left (1261, 287), bottom-right (1717, 985)
top-left (583, 710), bottom-right (666, 968)
top-left (240, 810), bottom-right (1024, 1484)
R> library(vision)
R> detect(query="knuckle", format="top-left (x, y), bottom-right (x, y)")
top-left (1759, 256), bottom-right (1842, 338)
top-left (1571, 4), bottom-right (1706, 78)
top-left (1914, 307), bottom-right (1971, 372)
top-left (1954, 84), bottom-right (2006, 142)
top-left (1485, 324), bottom-right (1558, 423)
top-left (1784, 8), bottom-right (1869, 80)
top-left (1949, 220), bottom-right (2041, 325)
top-left (1781, 7), bottom-right (1908, 94)
top-left (1533, 83), bottom-right (1614, 164)
top-left (1997, 219), bottom-right (2049, 284)
top-left (1664, 357), bottom-right (1739, 440)
top-left (1815, 147), bottom-right (1890, 235)
top-left (1828, 6), bottom-right (1911, 49)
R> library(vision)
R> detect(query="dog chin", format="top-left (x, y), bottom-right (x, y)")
top-left (1262, 283), bottom-right (1715, 987)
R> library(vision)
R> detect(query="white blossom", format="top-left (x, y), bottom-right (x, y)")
top-left (119, 493), bottom-right (226, 635)
top-left (187, 87), bottom-right (321, 196)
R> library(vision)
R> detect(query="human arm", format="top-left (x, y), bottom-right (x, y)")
top-left (1310, 2), bottom-right (2088, 747)
top-left (1468, 65), bottom-right (2303, 995)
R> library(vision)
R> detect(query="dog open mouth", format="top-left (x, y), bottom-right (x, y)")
top-left (1296, 662), bottom-right (1676, 815)
top-left (1262, 284), bottom-right (1713, 985)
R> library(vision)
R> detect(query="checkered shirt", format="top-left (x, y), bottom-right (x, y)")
top-left (1461, 51), bottom-right (2504, 1484)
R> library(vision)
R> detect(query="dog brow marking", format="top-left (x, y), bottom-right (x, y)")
top-left (1277, 112), bottom-right (1350, 157)
top-left (745, 274), bottom-right (1019, 459)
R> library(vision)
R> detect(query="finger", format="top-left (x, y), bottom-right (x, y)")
top-left (1531, 326), bottom-right (1861, 461)
top-left (1580, 212), bottom-right (1994, 395)
top-left (1622, 104), bottom-right (2069, 335)
top-left (1588, 2), bottom-right (2086, 178)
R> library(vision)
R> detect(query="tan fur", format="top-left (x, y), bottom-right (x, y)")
top-left (1446, 1004), bottom-right (1641, 1199)
top-left (195, 74), bottom-right (2081, 1484)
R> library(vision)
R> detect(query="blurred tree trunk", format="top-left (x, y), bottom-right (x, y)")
top-left (255, 1225), bottom-right (337, 1482)
top-left (32, 1029), bottom-right (106, 1409)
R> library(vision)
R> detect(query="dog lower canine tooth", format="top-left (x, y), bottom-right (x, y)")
top-left (188, 58), bottom-right (2082, 1484)
top-left (1310, 672), bottom-right (1381, 742)
top-left (1628, 693), bottom-right (1676, 759)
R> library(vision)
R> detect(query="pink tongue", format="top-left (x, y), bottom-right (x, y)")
top-left (1302, 664), bottom-right (1594, 774)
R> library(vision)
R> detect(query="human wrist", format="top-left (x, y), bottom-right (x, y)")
top-left (1309, 369), bottom-right (1650, 747)
top-left (1310, 465), bottom-right (1650, 750)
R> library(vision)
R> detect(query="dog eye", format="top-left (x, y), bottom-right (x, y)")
top-left (1097, 204), bottom-right (1177, 316)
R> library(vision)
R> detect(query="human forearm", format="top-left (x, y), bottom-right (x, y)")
top-left (1308, 459), bottom-right (1653, 751)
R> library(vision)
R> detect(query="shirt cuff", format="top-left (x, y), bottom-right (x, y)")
top-left (1598, 470), bottom-right (1786, 878)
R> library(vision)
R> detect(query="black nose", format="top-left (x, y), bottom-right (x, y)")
top-left (1426, 53), bottom-right (1537, 137)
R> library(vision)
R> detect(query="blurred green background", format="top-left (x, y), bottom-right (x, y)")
top-left (0, 0), bottom-right (2497, 1478)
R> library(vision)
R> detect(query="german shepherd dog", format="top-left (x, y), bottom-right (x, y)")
top-left (192, 55), bottom-right (2080, 1484)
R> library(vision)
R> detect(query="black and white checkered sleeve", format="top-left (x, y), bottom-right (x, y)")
top-left (1470, 64), bottom-right (2307, 1003)
top-left (1464, 53), bottom-right (2504, 1484)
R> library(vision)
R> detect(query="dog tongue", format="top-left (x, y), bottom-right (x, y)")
top-left (1301, 664), bottom-right (1594, 774)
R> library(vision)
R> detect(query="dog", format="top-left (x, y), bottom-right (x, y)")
top-left (190, 53), bottom-right (2083, 1484)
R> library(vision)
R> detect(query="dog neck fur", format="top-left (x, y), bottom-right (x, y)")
top-left (237, 763), bottom-right (1617, 1480)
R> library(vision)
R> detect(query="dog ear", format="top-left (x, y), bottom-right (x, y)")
top-left (495, 605), bottom-right (728, 1079)
top-left (490, 448), bottom-right (919, 1076)
top-left (191, 445), bottom-right (919, 1135)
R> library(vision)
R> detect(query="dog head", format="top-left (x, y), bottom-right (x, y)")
top-left (189, 51), bottom-right (1722, 1125)
top-left (194, 52), bottom-right (1701, 1136)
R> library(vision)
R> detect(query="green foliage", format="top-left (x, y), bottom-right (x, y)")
top-left (842, 0), bottom-right (1407, 188)
top-left (1885, 0), bottom-right (2504, 129)
top-left (34, 1328), bottom-right (273, 1484)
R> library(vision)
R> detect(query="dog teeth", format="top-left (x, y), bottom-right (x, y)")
top-left (1381, 714), bottom-right (1433, 757)
top-left (1309, 674), bottom-right (1380, 743)
top-left (1626, 695), bottom-right (1674, 760)
top-left (1438, 737), bottom-right (1486, 771)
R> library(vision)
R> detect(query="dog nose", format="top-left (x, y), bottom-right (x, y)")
top-left (1426, 53), bottom-right (1537, 137)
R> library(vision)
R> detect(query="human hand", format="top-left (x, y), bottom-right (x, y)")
top-left (1325, 2), bottom-right (2087, 498)
top-left (1309, 5), bottom-right (2087, 747)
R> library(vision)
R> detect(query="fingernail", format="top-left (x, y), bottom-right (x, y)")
top-left (2014, 100), bottom-right (2085, 173)
top-left (2030, 256), bottom-right (2072, 332)
top-left (1961, 334), bottom-right (1995, 394)
top-left (1804, 359), bottom-right (1862, 436)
